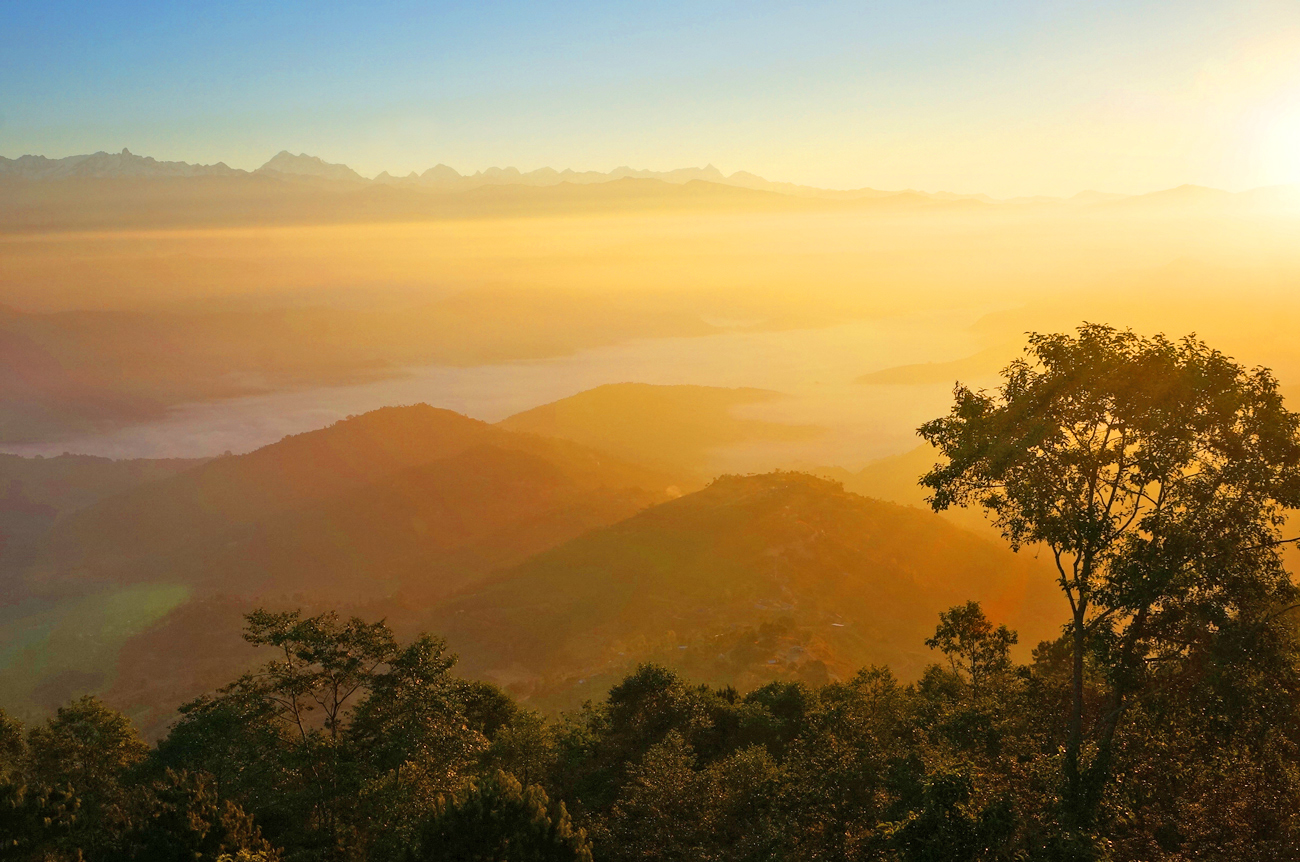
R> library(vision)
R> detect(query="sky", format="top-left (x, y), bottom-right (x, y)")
top-left (3, 0), bottom-right (1300, 197)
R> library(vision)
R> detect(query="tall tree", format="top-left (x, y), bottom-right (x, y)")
top-left (158, 610), bottom-right (490, 861)
top-left (918, 325), bottom-right (1300, 842)
top-left (925, 601), bottom-right (1017, 691)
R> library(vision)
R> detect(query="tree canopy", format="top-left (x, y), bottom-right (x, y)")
top-left (920, 324), bottom-right (1300, 842)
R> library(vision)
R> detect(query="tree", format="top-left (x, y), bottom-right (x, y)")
top-left (106, 769), bottom-right (280, 862)
top-left (926, 602), bottom-right (1017, 691)
top-left (919, 324), bottom-right (1300, 841)
top-left (603, 732), bottom-right (785, 862)
top-left (885, 766), bottom-right (1017, 862)
top-left (0, 781), bottom-right (80, 862)
top-left (25, 696), bottom-right (150, 855)
top-left (25, 695), bottom-right (149, 794)
top-left (189, 609), bottom-right (399, 857)
top-left (159, 610), bottom-right (490, 861)
top-left (410, 770), bottom-right (592, 862)
top-left (780, 668), bottom-right (910, 861)
top-left (348, 634), bottom-right (490, 860)
top-left (0, 708), bottom-right (23, 797)
top-left (240, 609), bottom-right (398, 744)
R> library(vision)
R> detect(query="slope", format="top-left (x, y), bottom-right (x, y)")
top-left (813, 445), bottom-right (1001, 539)
top-left (2, 406), bottom-right (679, 730)
top-left (0, 452), bottom-right (205, 579)
top-left (30, 404), bottom-right (677, 593)
top-left (426, 472), bottom-right (1062, 709)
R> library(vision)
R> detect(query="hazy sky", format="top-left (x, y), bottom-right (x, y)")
top-left (4, 0), bottom-right (1300, 196)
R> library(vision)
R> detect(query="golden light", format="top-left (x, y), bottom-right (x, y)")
top-left (1259, 97), bottom-right (1300, 185)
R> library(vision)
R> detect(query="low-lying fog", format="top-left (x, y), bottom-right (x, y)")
top-left (0, 310), bottom-right (990, 470)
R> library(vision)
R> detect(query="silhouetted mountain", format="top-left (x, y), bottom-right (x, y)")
top-left (257, 150), bottom-right (367, 183)
top-left (0, 171), bottom-right (822, 233)
top-left (0, 452), bottom-right (204, 574)
top-left (1, 405), bottom-right (679, 729)
top-left (0, 147), bottom-right (1017, 202)
top-left (813, 445), bottom-right (999, 538)
top-left (1100, 183), bottom-right (1233, 211)
top-left (10, 148), bottom-right (1296, 218)
top-left (378, 162), bottom-right (734, 191)
top-left (426, 472), bottom-right (1061, 709)
top-left (0, 149), bottom-right (240, 180)
top-left (0, 297), bottom-right (718, 446)
top-left (856, 345), bottom-right (1010, 385)
top-left (35, 405), bottom-right (674, 592)
top-left (0, 409), bottom-right (1061, 733)
top-left (1069, 189), bottom-right (1129, 204)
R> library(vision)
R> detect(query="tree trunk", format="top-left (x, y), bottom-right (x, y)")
top-left (1064, 600), bottom-right (1087, 827)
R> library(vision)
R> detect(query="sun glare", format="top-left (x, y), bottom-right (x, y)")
top-left (1260, 101), bottom-right (1300, 185)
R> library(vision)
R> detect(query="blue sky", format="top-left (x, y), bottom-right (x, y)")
top-left (3, 0), bottom-right (1300, 195)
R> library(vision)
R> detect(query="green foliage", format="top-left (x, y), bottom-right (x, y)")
top-left (920, 324), bottom-right (1300, 835)
top-left (15, 696), bottom-right (149, 856)
top-left (410, 769), bottom-right (592, 862)
top-left (104, 769), bottom-right (279, 862)
top-left (152, 610), bottom-right (494, 861)
top-left (0, 706), bottom-right (24, 782)
top-left (25, 695), bottom-right (149, 793)
top-left (925, 601), bottom-right (1017, 689)
top-left (5, 600), bottom-right (1300, 861)
top-left (240, 609), bottom-right (399, 742)
top-left (0, 781), bottom-right (81, 861)
top-left (602, 732), bottom-right (783, 862)
top-left (885, 767), bottom-right (1017, 862)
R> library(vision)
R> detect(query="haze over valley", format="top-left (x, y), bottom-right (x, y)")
top-left (7, 3), bottom-right (1300, 856)
top-left (2, 142), bottom-right (1299, 726)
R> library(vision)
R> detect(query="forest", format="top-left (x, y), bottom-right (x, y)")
top-left (9, 0), bottom-right (1300, 856)
top-left (4, 325), bottom-right (1300, 861)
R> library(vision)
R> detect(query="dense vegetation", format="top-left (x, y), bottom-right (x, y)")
top-left (3, 596), bottom-right (1298, 861)
top-left (5, 325), bottom-right (1300, 860)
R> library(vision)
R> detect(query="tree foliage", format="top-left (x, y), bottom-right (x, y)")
top-left (410, 769), bottom-right (592, 862)
top-left (919, 324), bottom-right (1300, 838)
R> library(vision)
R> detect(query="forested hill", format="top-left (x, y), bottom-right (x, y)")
top-left (0, 405), bottom-right (1059, 735)
top-left (31, 404), bottom-right (676, 596)
top-left (0, 405), bottom-right (680, 730)
top-left (428, 472), bottom-right (1060, 709)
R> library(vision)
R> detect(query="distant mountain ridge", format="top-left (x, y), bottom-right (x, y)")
top-left (258, 150), bottom-right (367, 182)
top-left (0, 149), bottom-right (242, 180)
top-left (4, 148), bottom-right (1298, 211)
top-left (0, 148), bottom-right (1008, 202)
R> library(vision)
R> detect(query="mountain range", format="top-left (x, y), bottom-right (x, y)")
top-left (4, 150), bottom-right (1297, 236)
top-left (0, 147), bottom-right (988, 201)
top-left (0, 392), bottom-right (1063, 736)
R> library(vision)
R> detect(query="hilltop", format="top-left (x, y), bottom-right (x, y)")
top-left (0, 405), bottom-right (680, 730)
top-left (30, 404), bottom-right (677, 595)
top-left (426, 471), bottom-right (1061, 709)
top-left (0, 408), bottom-right (1064, 734)
top-left (498, 383), bottom-right (818, 480)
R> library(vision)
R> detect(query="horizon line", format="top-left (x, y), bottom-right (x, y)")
top-left (4, 146), bottom-right (1299, 202)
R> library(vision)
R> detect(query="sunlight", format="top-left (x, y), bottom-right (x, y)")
top-left (1259, 97), bottom-right (1300, 185)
